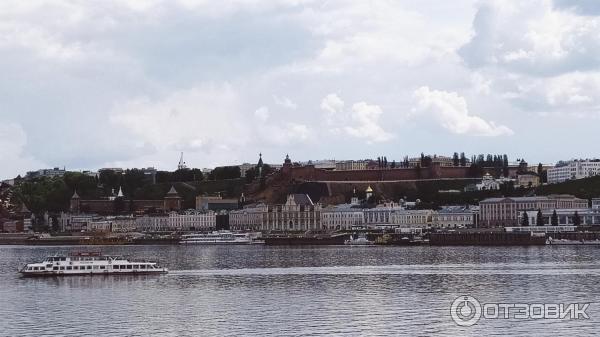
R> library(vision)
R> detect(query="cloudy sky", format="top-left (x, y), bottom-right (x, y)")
top-left (1, 0), bottom-right (600, 179)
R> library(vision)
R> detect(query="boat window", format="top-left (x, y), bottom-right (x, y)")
top-left (66, 266), bottom-right (72, 270)
top-left (60, 257), bottom-right (66, 261)
top-left (126, 265), bottom-right (132, 269)
top-left (73, 266), bottom-right (78, 270)
top-left (28, 267), bottom-right (33, 271)
top-left (140, 265), bottom-right (146, 269)
top-left (46, 264), bottom-right (52, 268)
top-left (133, 265), bottom-right (139, 269)
top-left (93, 266), bottom-right (99, 269)
top-left (100, 266), bottom-right (105, 269)
top-left (87, 266), bottom-right (92, 270)
top-left (53, 267), bottom-right (58, 271)
top-left (59, 267), bottom-right (65, 270)
top-left (120, 265), bottom-right (126, 269)
top-left (32, 267), bottom-right (38, 271)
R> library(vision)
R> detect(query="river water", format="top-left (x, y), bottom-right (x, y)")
top-left (1, 245), bottom-right (599, 336)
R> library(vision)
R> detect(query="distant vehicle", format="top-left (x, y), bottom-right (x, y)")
top-left (180, 231), bottom-right (260, 245)
top-left (19, 252), bottom-right (167, 276)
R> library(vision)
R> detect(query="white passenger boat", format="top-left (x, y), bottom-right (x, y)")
top-left (180, 231), bottom-right (259, 244)
top-left (344, 234), bottom-right (375, 245)
top-left (19, 252), bottom-right (168, 276)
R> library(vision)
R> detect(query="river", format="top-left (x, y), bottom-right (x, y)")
top-left (0, 245), bottom-right (599, 336)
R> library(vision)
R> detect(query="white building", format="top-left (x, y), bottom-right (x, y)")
top-left (475, 173), bottom-right (501, 191)
top-left (431, 207), bottom-right (476, 228)
top-left (390, 210), bottom-right (433, 228)
top-left (363, 201), bottom-right (404, 226)
top-left (335, 160), bottom-right (368, 171)
top-left (517, 208), bottom-right (600, 226)
top-left (261, 194), bottom-right (322, 231)
top-left (547, 160), bottom-right (600, 184)
top-left (229, 205), bottom-right (265, 231)
top-left (320, 205), bottom-right (364, 230)
top-left (136, 211), bottom-right (216, 232)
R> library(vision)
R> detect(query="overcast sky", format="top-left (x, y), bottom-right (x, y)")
top-left (1, 0), bottom-right (600, 179)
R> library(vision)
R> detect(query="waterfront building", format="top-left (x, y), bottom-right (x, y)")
top-left (229, 204), bottom-right (265, 231)
top-left (59, 213), bottom-right (101, 232)
top-left (431, 206), bottom-right (476, 228)
top-left (593, 198), bottom-right (600, 210)
top-left (480, 195), bottom-right (589, 227)
top-left (389, 210), bottom-right (433, 228)
top-left (108, 216), bottom-right (138, 232)
top-left (547, 160), bottom-right (600, 184)
top-left (136, 210), bottom-right (216, 232)
top-left (517, 208), bottom-right (600, 226)
top-left (363, 201), bottom-right (404, 227)
top-left (320, 204), bottom-right (364, 230)
top-left (262, 194), bottom-right (321, 231)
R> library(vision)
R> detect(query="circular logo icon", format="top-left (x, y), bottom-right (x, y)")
top-left (450, 295), bottom-right (482, 326)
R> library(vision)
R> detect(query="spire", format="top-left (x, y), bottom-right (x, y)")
top-left (117, 186), bottom-right (124, 198)
top-left (257, 152), bottom-right (263, 167)
top-left (178, 152), bottom-right (187, 170)
top-left (166, 185), bottom-right (179, 196)
top-left (71, 190), bottom-right (80, 199)
top-left (284, 153), bottom-right (291, 164)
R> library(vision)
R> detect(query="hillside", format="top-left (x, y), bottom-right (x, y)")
top-left (536, 176), bottom-right (600, 200)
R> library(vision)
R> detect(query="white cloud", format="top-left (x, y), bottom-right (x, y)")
top-left (320, 93), bottom-right (345, 115)
top-left (254, 106), bottom-right (270, 121)
top-left (273, 95), bottom-right (298, 110)
top-left (0, 123), bottom-right (46, 178)
top-left (344, 102), bottom-right (394, 143)
top-left (412, 86), bottom-right (514, 136)
top-left (319, 94), bottom-right (392, 143)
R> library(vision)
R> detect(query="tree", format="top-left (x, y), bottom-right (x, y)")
top-left (453, 152), bottom-right (460, 166)
top-left (573, 211), bottom-right (581, 226)
top-left (551, 210), bottom-right (559, 226)
top-left (460, 152), bottom-right (467, 166)
top-left (536, 209), bottom-right (544, 226)
top-left (391, 160), bottom-right (396, 169)
top-left (521, 211), bottom-right (529, 226)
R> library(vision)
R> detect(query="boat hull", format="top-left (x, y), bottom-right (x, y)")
top-left (20, 269), bottom-right (168, 277)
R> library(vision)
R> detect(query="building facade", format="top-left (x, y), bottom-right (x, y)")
top-left (261, 194), bottom-right (321, 231)
top-left (431, 207), bottom-right (476, 228)
top-left (480, 195), bottom-right (589, 227)
top-left (320, 205), bottom-right (364, 230)
top-left (229, 205), bottom-right (265, 231)
top-left (136, 211), bottom-right (216, 232)
top-left (547, 160), bottom-right (600, 184)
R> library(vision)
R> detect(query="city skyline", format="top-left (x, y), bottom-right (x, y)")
top-left (2, 1), bottom-right (600, 178)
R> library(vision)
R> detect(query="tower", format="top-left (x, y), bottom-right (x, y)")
top-left (257, 153), bottom-right (263, 177)
top-left (70, 190), bottom-right (81, 214)
top-left (365, 185), bottom-right (373, 200)
top-left (164, 185), bottom-right (182, 211)
top-left (178, 152), bottom-right (187, 170)
top-left (351, 187), bottom-right (359, 205)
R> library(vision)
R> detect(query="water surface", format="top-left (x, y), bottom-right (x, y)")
top-left (1, 245), bottom-right (599, 336)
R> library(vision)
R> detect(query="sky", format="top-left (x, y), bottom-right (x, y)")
top-left (1, 0), bottom-right (600, 179)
